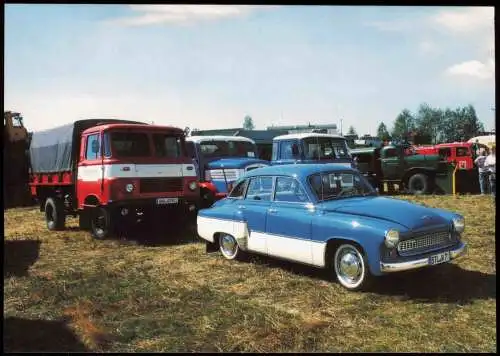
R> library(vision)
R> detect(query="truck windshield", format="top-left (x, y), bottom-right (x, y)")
top-left (309, 171), bottom-right (376, 201)
top-left (109, 132), bottom-right (151, 157)
top-left (152, 134), bottom-right (183, 158)
top-left (199, 140), bottom-right (257, 159)
top-left (302, 137), bottom-right (351, 160)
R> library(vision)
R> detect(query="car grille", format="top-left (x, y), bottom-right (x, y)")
top-left (209, 169), bottom-right (240, 181)
top-left (397, 231), bottom-right (453, 256)
top-left (140, 178), bottom-right (183, 193)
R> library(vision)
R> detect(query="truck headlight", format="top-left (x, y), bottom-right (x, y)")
top-left (453, 217), bottom-right (465, 233)
top-left (188, 181), bottom-right (198, 191)
top-left (125, 183), bottom-right (134, 193)
top-left (384, 229), bottom-right (400, 248)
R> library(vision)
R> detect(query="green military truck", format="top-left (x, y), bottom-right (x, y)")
top-left (350, 144), bottom-right (454, 195)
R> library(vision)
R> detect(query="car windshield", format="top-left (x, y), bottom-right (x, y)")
top-left (308, 171), bottom-right (376, 201)
top-left (302, 137), bottom-right (351, 160)
top-left (199, 140), bottom-right (257, 158)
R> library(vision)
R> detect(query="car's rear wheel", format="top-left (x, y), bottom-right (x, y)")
top-left (219, 233), bottom-right (241, 260)
top-left (333, 243), bottom-right (372, 291)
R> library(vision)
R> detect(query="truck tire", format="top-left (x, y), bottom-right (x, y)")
top-left (408, 173), bottom-right (429, 195)
top-left (78, 209), bottom-right (91, 230)
top-left (45, 197), bottom-right (66, 231)
top-left (201, 188), bottom-right (215, 209)
top-left (90, 207), bottom-right (113, 240)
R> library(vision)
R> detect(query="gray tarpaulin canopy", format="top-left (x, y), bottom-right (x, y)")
top-left (29, 119), bottom-right (145, 174)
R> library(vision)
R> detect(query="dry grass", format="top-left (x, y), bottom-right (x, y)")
top-left (3, 195), bottom-right (496, 352)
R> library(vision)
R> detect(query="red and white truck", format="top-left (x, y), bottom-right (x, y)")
top-left (28, 119), bottom-right (199, 239)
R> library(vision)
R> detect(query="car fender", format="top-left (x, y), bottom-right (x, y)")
top-left (197, 212), bottom-right (249, 249)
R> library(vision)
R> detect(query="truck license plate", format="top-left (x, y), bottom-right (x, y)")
top-left (428, 251), bottom-right (450, 266)
top-left (156, 198), bottom-right (178, 205)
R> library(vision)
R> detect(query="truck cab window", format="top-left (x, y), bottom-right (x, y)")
top-left (280, 141), bottom-right (295, 160)
top-left (384, 148), bottom-right (398, 158)
top-left (153, 134), bottom-right (182, 158)
top-left (85, 134), bottom-right (101, 160)
top-left (110, 132), bottom-right (150, 157)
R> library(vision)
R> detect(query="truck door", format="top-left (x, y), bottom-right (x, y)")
top-left (77, 133), bottom-right (104, 208)
top-left (380, 147), bottom-right (402, 180)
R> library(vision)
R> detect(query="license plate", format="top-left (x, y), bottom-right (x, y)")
top-left (156, 197), bottom-right (178, 205)
top-left (428, 251), bottom-right (450, 265)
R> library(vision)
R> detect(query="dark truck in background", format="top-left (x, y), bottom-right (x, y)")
top-left (350, 143), bottom-right (454, 195)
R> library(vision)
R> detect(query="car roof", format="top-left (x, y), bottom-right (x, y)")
top-left (244, 164), bottom-right (355, 179)
top-left (273, 133), bottom-right (345, 141)
top-left (187, 135), bottom-right (256, 143)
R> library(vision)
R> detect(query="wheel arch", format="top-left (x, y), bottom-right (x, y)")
top-left (324, 236), bottom-right (381, 276)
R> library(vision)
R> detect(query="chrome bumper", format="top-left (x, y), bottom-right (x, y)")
top-left (380, 242), bottom-right (467, 273)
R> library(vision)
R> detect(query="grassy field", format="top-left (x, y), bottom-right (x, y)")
top-left (3, 195), bottom-right (496, 352)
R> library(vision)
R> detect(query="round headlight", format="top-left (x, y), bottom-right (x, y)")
top-left (125, 183), bottom-right (134, 193)
top-left (384, 229), bottom-right (400, 248)
top-left (188, 181), bottom-right (198, 191)
top-left (453, 216), bottom-right (465, 233)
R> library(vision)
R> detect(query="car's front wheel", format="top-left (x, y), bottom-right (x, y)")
top-left (333, 244), bottom-right (373, 291)
top-left (218, 233), bottom-right (241, 260)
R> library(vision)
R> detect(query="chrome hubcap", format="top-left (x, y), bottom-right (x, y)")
top-left (220, 234), bottom-right (237, 257)
top-left (335, 246), bottom-right (364, 287)
top-left (339, 252), bottom-right (361, 279)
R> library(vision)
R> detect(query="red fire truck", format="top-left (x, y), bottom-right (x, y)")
top-left (28, 119), bottom-right (199, 239)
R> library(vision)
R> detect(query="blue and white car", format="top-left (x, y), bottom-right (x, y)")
top-left (197, 164), bottom-right (467, 291)
top-left (186, 136), bottom-right (269, 207)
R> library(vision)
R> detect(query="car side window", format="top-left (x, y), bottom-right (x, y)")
top-left (246, 177), bottom-right (273, 201)
top-left (85, 134), bottom-right (101, 160)
top-left (274, 177), bottom-right (309, 203)
top-left (228, 179), bottom-right (248, 199)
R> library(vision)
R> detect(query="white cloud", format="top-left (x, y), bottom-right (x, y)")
top-left (107, 5), bottom-right (272, 26)
top-left (445, 58), bottom-right (495, 80)
top-left (431, 7), bottom-right (494, 33)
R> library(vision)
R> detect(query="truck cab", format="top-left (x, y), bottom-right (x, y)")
top-left (185, 136), bottom-right (269, 207)
top-left (29, 120), bottom-right (200, 239)
top-left (271, 133), bottom-right (353, 168)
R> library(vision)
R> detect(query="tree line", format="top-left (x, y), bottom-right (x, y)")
top-left (351, 103), bottom-right (486, 145)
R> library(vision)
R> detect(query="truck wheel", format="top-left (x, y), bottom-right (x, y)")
top-left (78, 210), bottom-right (91, 230)
top-left (408, 173), bottom-right (429, 195)
top-left (201, 189), bottom-right (215, 209)
top-left (90, 207), bottom-right (113, 240)
top-left (45, 197), bottom-right (66, 231)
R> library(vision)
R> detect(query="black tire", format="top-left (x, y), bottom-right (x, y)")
top-left (201, 189), bottom-right (215, 209)
top-left (45, 197), bottom-right (66, 231)
top-left (90, 207), bottom-right (113, 240)
top-left (78, 210), bottom-right (91, 230)
top-left (407, 173), bottom-right (429, 195)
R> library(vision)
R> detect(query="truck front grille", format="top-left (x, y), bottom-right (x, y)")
top-left (140, 178), bottom-right (183, 193)
top-left (398, 231), bottom-right (453, 256)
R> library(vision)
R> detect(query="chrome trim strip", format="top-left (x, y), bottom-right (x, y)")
top-left (380, 242), bottom-right (467, 273)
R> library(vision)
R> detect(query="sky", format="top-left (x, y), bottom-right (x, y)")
top-left (4, 5), bottom-right (496, 135)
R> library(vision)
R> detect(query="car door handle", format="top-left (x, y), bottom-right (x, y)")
top-left (238, 205), bottom-right (246, 210)
top-left (268, 208), bottom-right (277, 214)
